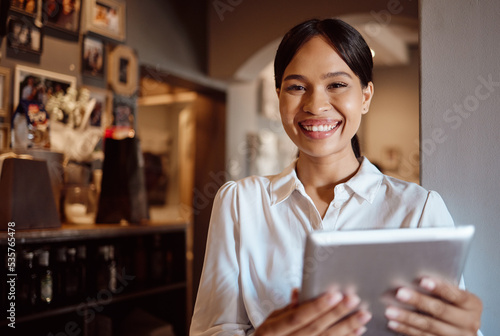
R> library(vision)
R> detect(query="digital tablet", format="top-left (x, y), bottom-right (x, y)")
top-left (299, 226), bottom-right (475, 335)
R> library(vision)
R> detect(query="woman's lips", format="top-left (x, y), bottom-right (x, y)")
top-left (299, 120), bottom-right (342, 139)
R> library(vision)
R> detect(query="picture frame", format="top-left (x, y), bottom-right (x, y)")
top-left (108, 44), bottom-right (138, 97)
top-left (14, 65), bottom-right (77, 109)
top-left (42, 0), bottom-right (82, 36)
top-left (83, 86), bottom-right (113, 129)
top-left (86, 0), bottom-right (125, 41)
top-left (112, 94), bottom-right (136, 129)
top-left (0, 67), bottom-right (11, 119)
top-left (10, 0), bottom-right (38, 16)
top-left (82, 35), bottom-right (106, 80)
top-left (6, 15), bottom-right (43, 55)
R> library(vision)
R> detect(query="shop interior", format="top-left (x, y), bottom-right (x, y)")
top-left (0, 0), bottom-right (498, 335)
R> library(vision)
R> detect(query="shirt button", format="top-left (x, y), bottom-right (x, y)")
top-left (333, 202), bottom-right (342, 209)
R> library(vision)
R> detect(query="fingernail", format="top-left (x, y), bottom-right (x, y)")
top-left (358, 311), bottom-right (372, 324)
top-left (385, 307), bottom-right (400, 319)
top-left (420, 277), bottom-right (436, 291)
top-left (388, 320), bottom-right (400, 330)
top-left (396, 288), bottom-right (412, 302)
top-left (355, 326), bottom-right (367, 335)
top-left (345, 295), bottom-right (361, 309)
top-left (326, 291), bottom-right (343, 306)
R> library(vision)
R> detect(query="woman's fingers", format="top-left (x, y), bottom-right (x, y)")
top-left (384, 277), bottom-right (482, 335)
top-left (288, 295), bottom-right (371, 336)
top-left (256, 290), bottom-right (371, 336)
top-left (256, 289), bottom-right (344, 336)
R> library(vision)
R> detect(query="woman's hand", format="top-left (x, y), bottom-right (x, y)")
top-left (255, 288), bottom-right (372, 336)
top-left (385, 277), bottom-right (482, 336)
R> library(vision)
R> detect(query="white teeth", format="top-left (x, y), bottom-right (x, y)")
top-left (302, 123), bottom-right (339, 132)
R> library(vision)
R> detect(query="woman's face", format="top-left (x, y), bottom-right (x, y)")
top-left (277, 36), bottom-right (373, 161)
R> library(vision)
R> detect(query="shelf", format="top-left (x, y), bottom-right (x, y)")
top-left (0, 282), bottom-right (187, 326)
top-left (0, 220), bottom-right (189, 244)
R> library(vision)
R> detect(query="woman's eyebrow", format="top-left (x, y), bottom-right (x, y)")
top-left (283, 74), bottom-right (306, 82)
top-left (321, 71), bottom-right (352, 80)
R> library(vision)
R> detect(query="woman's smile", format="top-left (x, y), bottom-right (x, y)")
top-left (299, 119), bottom-right (342, 139)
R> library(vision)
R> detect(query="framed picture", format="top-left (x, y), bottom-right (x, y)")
top-left (82, 35), bottom-right (106, 79)
top-left (14, 65), bottom-right (77, 109)
top-left (43, 0), bottom-right (82, 35)
top-left (10, 0), bottom-right (38, 16)
top-left (86, 0), bottom-right (125, 41)
top-left (0, 125), bottom-right (9, 150)
top-left (0, 67), bottom-right (11, 119)
top-left (83, 86), bottom-right (112, 129)
top-left (112, 94), bottom-right (136, 129)
top-left (7, 15), bottom-right (43, 54)
top-left (108, 44), bottom-right (138, 96)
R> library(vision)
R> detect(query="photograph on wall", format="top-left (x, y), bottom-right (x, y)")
top-left (82, 35), bottom-right (105, 79)
top-left (84, 86), bottom-right (112, 129)
top-left (43, 0), bottom-right (82, 34)
top-left (14, 65), bottom-right (76, 109)
top-left (7, 15), bottom-right (43, 54)
top-left (10, 0), bottom-right (38, 15)
top-left (86, 0), bottom-right (125, 41)
top-left (112, 94), bottom-right (136, 129)
top-left (108, 44), bottom-right (138, 97)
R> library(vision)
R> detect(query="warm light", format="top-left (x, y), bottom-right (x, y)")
top-left (371, 48), bottom-right (376, 58)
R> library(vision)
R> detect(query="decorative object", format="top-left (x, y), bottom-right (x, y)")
top-left (45, 87), bottom-right (104, 162)
top-left (13, 65), bottom-right (76, 110)
top-left (10, 0), bottom-right (38, 16)
top-left (84, 85), bottom-right (112, 129)
top-left (82, 34), bottom-right (106, 79)
top-left (108, 44), bottom-right (138, 96)
top-left (85, 0), bottom-right (125, 41)
top-left (43, 0), bottom-right (82, 35)
top-left (6, 15), bottom-right (43, 54)
top-left (112, 94), bottom-right (136, 129)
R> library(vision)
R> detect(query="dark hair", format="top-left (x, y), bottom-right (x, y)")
top-left (274, 18), bottom-right (373, 158)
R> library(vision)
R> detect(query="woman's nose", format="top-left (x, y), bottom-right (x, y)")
top-left (303, 89), bottom-right (332, 114)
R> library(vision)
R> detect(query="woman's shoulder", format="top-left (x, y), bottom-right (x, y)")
top-left (216, 175), bottom-right (273, 199)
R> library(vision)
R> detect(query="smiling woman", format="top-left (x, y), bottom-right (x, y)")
top-left (190, 18), bottom-right (483, 336)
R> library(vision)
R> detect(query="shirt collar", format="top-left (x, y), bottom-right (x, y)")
top-left (268, 156), bottom-right (383, 206)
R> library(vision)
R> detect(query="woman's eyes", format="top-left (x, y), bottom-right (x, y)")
top-left (285, 82), bottom-right (348, 92)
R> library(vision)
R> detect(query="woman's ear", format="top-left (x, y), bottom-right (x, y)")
top-left (362, 82), bottom-right (374, 115)
top-left (276, 88), bottom-right (281, 98)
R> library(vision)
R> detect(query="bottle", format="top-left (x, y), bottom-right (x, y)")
top-left (18, 251), bottom-right (38, 314)
top-left (55, 247), bottom-right (67, 306)
top-left (76, 245), bottom-right (87, 301)
top-left (108, 245), bottom-right (117, 293)
top-left (96, 245), bottom-right (116, 293)
top-left (38, 250), bottom-right (53, 307)
top-left (65, 248), bottom-right (79, 302)
top-left (150, 234), bottom-right (165, 285)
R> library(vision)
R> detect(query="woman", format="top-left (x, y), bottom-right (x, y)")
top-left (190, 18), bottom-right (482, 336)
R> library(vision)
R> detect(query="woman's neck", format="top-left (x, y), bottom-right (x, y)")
top-left (296, 152), bottom-right (361, 219)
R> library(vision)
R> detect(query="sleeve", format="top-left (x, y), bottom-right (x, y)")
top-left (190, 181), bottom-right (252, 336)
top-left (417, 191), bottom-right (455, 228)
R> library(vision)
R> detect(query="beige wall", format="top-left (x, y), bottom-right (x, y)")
top-left (421, 0), bottom-right (500, 334)
top-left (208, 0), bottom-right (418, 78)
top-left (361, 47), bottom-right (420, 183)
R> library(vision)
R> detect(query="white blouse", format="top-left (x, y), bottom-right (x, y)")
top-left (190, 157), bottom-right (457, 336)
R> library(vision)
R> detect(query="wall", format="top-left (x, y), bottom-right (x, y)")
top-left (0, 0), bottom-right (224, 92)
top-left (362, 47), bottom-right (420, 183)
top-left (420, 1), bottom-right (500, 334)
top-left (208, 0), bottom-right (418, 78)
